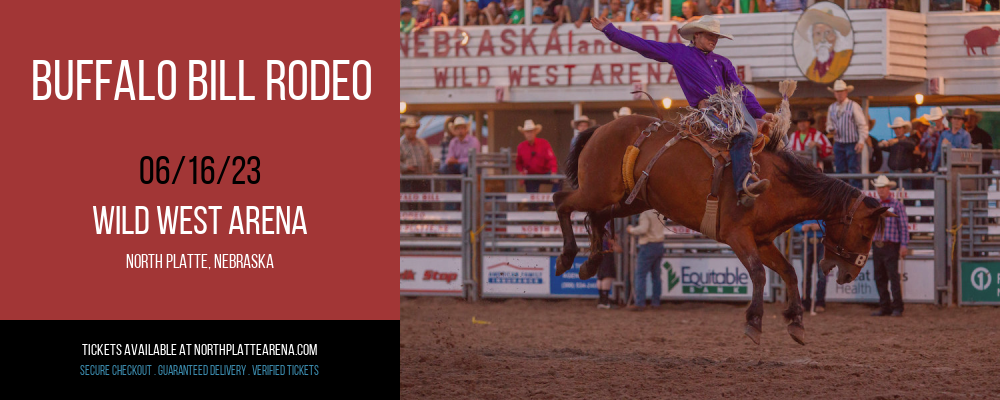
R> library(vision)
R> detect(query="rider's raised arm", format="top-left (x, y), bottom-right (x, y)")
top-left (721, 57), bottom-right (766, 119)
top-left (600, 23), bottom-right (682, 64)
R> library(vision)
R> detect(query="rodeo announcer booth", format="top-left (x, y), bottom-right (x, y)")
top-left (593, 15), bottom-right (774, 205)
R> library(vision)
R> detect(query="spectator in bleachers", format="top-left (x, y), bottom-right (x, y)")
top-left (909, 117), bottom-right (928, 172)
top-left (868, 0), bottom-right (895, 8)
top-left (795, 220), bottom-right (827, 313)
top-left (879, 117), bottom-right (917, 186)
top-left (714, 0), bottom-right (735, 14)
top-left (516, 119), bottom-right (560, 193)
top-left (482, 0), bottom-right (508, 24)
top-left (766, 0), bottom-right (805, 11)
top-left (560, 0), bottom-right (592, 28)
top-left (507, 0), bottom-right (526, 24)
top-left (826, 80), bottom-right (869, 188)
top-left (532, 1), bottom-right (549, 23)
top-left (930, 109), bottom-right (973, 172)
top-left (602, 0), bottom-right (628, 21)
top-left (694, 0), bottom-right (715, 16)
top-left (964, 109), bottom-right (995, 171)
top-left (464, 1), bottom-right (489, 25)
top-left (871, 175), bottom-right (908, 317)
top-left (438, 0), bottom-right (459, 26)
top-left (442, 117), bottom-right (480, 196)
top-left (867, 119), bottom-right (883, 172)
top-left (631, 1), bottom-right (650, 21)
top-left (918, 108), bottom-right (944, 172)
top-left (413, 0), bottom-right (437, 33)
top-left (401, 117), bottom-right (434, 210)
top-left (541, 0), bottom-right (564, 25)
top-left (649, 2), bottom-right (664, 20)
top-left (401, 8), bottom-right (416, 33)
top-left (597, 220), bottom-right (622, 309)
top-left (789, 110), bottom-right (832, 170)
top-left (671, 1), bottom-right (701, 22)
top-left (626, 209), bottom-right (665, 311)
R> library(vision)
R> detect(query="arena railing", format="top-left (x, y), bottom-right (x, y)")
top-left (476, 173), bottom-right (608, 299)
top-left (955, 173), bottom-right (1000, 306)
top-left (399, 174), bottom-right (473, 298)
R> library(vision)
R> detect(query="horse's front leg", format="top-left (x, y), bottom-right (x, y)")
top-left (727, 231), bottom-right (766, 345)
top-left (759, 243), bottom-right (806, 345)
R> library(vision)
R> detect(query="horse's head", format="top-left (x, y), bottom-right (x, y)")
top-left (820, 195), bottom-right (896, 284)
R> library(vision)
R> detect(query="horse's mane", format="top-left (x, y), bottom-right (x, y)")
top-left (564, 125), bottom-right (599, 189)
top-left (773, 150), bottom-right (882, 227)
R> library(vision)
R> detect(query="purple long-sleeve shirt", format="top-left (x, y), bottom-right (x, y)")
top-left (601, 23), bottom-right (766, 119)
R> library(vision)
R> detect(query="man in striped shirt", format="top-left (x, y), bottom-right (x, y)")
top-left (870, 175), bottom-right (908, 317)
top-left (825, 80), bottom-right (869, 189)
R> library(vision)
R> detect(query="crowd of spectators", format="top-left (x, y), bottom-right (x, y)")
top-left (401, 0), bottom-right (991, 31)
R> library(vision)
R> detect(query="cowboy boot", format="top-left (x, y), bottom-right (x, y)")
top-left (738, 179), bottom-right (770, 207)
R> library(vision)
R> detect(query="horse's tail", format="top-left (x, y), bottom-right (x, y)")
top-left (565, 125), bottom-right (599, 189)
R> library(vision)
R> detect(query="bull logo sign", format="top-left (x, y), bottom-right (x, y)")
top-left (965, 26), bottom-right (1000, 56)
top-left (792, 3), bottom-right (855, 84)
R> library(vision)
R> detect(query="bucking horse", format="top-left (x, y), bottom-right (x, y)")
top-left (553, 84), bottom-right (892, 345)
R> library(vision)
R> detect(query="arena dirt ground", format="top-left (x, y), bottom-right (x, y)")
top-left (400, 297), bottom-right (1000, 399)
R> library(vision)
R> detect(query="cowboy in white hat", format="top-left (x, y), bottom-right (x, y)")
top-left (869, 174), bottom-right (908, 317)
top-left (825, 79), bottom-right (869, 188)
top-left (400, 117), bottom-right (434, 203)
top-left (570, 115), bottom-right (595, 132)
top-left (797, 6), bottom-right (854, 84)
top-left (612, 107), bottom-right (632, 119)
top-left (516, 119), bottom-right (559, 194)
top-left (879, 117), bottom-right (918, 176)
top-left (592, 14), bottom-right (774, 205)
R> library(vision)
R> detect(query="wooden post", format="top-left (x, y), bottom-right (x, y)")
top-left (525, 0), bottom-right (532, 26)
top-left (910, 104), bottom-right (918, 122)
top-left (475, 110), bottom-right (485, 150)
top-left (487, 109), bottom-right (496, 153)
top-left (861, 96), bottom-right (870, 190)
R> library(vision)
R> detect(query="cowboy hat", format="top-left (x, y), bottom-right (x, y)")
top-left (400, 116), bottom-right (421, 129)
top-left (518, 119), bottom-right (542, 133)
top-left (570, 115), bottom-right (595, 129)
top-left (921, 107), bottom-right (945, 121)
top-left (412, 0), bottom-right (430, 6)
top-left (613, 107), bottom-right (632, 119)
top-left (791, 110), bottom-right (814, 124)
top-left (796, 7), bottom-right (852, 40)
top-left (400, 7), bottom-right (412, 15)
top-left (946, 108), bottom-right (967, 120)
top-left (451, 116), bottom-right (470, 126)
top-left (964, 108), bottom-right (982, 121)
top-left (679, 16), bottom-right (734, 41)
top-left (826, 80), bottom-right (854, 93)
top-left (871, 175), bottom-right (897, 189)
top-left (888, 116), bottom-right (911, 129)
top-left (911, 116), bottom-right (929, 126)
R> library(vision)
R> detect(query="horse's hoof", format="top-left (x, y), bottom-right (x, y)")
top-left (744, 324), bottom-right (761, 345)
top-left (555, 255), bottom-right (572, 276)
top-left (787, 323), bottom-right (806, 346)
top-left (578, 259), bottom-right (598, 280)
